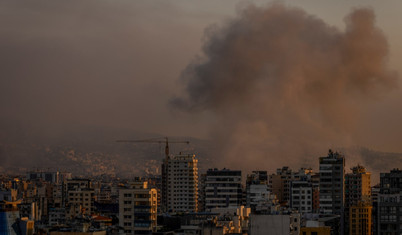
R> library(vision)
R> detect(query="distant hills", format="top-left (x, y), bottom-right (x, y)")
top-left (0, 123), bottom-right (400, 180)
top-left (0, 123), bottom-right (213, 177)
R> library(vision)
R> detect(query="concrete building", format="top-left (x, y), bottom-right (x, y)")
top-left (378, 169), bottom-right (402, 234)
top-left (37, 183), bottom-right (53, 219)
top-left (67, 188), bottom-right (95, 216)
top-left (48, 208), bottom-right (66, 226)
top-left (269, 167), bottom-right (314, 207)
top-left (269, 167), bottom-right (293, 206)
top-left (66, 179), bottom-right (92, 192)
top-left (119, 181), bottom-right (157, 235)
top-left (205, 169), bottom-right (242, 210)
top-left (210, 206), bottom-right (251, 234)
top-left (0, 189), bottom-right (17, 202)
top-left (162, 154), bottom-right (198, 212)
top-left (319, 150), bottom-right (345, 215)
top-left (300, 220), bottom-right (331, 235)
top-left (246, 171), bottom-right (269, 213)
top-left (18, 202), bottom-right (40, 221)
top-left (27, 170), bottom-right (60, 184)
top-left (311, 173), bottom-right (320, 213)
top-left (349, 202), bottom-right (371, 235)
top-left (371, 184), bottom-right (380, 235)
top-left (290, 180), bottom-right (312, 214)
top-left (344, 165), bottom-right (371, 235)
top-left (27, 171), bottom-right (72, 184)
top-left (249, 213), bottom-right (300, 235)
top-left (198, 173), bottom-right (207, 212)
top-left (0, 200), bottom-right (35, 235)
top-left (319, 150), bottom-right (345, 234)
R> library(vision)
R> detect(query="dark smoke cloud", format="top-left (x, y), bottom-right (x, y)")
top-left (171, 3), bottom-right (398, 170)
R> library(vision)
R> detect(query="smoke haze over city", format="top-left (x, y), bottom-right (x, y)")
top-left (1, 0), bottom-right (402, 175)
top-left (171, 3), bottom-right (400, 170)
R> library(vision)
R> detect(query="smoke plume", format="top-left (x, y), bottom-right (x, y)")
top-left (171, 3), bottom-right (398, 170)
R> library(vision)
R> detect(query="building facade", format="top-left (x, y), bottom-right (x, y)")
top-left (378, 169), bottom-right (402, 234)
top-left (349, 202), bottom-right (372, 235)
top-left (246, 171), bottom-right (269, 213)
top-left (290, 180), bottom-right (313, 214)
top-left (205, 169), bottom-right (242, 210)
top-left (119, 181), bottom-right (157, 235)
top-left (67, 188), bottom-right (95, 216)
top-left (344, 165), bottom-right (371, 235)
top-left (319, 150), bottom-right (345, 234)
top-left (162, 154), bottom-right (198, 212)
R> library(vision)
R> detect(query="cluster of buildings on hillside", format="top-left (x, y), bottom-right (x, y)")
top-left (0, 150), bottom-right (401, 235)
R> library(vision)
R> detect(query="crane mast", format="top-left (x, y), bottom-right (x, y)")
top-left (116, 137), bottom-right (190, 157)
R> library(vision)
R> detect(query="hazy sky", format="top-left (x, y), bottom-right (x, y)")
top-left (1, 0), bottom-right (402, 156)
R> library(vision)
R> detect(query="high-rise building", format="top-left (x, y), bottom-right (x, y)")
top-left (345, 165), bottom-right (371, 235)
top-left (119, 181), bottom-right (157, 235)
top-left (345, 165), bottom-right (371, 205)
top-left (319, 150), bottom-right (345, 234)
top-left (205, 168), bottom-right (242, 210)
top-left (349, 202), bottom-right (372, 235)
top-left (289, 168), bottom-right (315, 215)
top-left (371, 184), bottom-right (380, 235)
top-left (198, 173), bottom-right (207, 212)
top-left (311, 173), bottom-right (320, 213)
top-left (290, 180), bottom-right (313, 214)
top-left (378, 169), bottom-right (402, 234)
top-left (146, 175), bottom-right (162, 213)
top-left (161, 154), bottom-right (198, 212)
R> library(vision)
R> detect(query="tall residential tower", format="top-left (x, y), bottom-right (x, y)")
top-left (161, 154), bottom-right (198, 212)
top-left (319, 150), bottom-right (345, 234)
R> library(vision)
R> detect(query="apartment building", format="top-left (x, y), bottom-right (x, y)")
top-left (205, 169), bottom-right (242, 210)
top-left (119, 181), bottom-right (157, 234)
top-left (162, 154), bottom-right (198, 212)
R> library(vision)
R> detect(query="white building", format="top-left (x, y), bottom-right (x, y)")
top-left (119, 181), bottom-right (157, 235)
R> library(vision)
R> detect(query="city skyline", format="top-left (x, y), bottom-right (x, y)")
top-left (1, 151), bottom-right (401, 234)
top-left (1, 1), bottom-right (402, 234)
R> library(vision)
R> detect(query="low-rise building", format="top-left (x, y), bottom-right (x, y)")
top-left (300, 220), bottom-right (331, 235)
top-left (249, 213), bottom-right (300, 235)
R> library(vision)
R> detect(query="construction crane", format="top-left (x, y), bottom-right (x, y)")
top-left (116, 137), bottom-right (190, 157)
